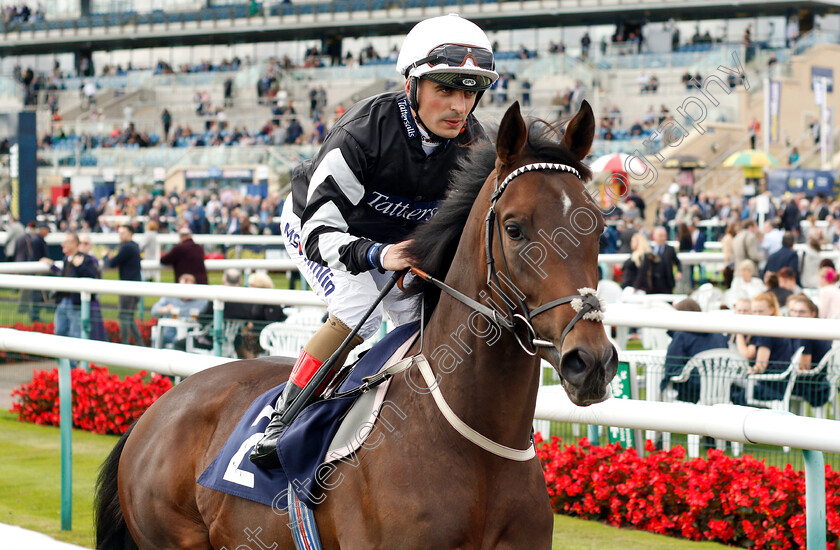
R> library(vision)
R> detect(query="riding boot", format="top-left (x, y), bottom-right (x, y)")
top-left (249, 349), bottom-right (323, 468)
top-left (249, 316), bottom-right (365, 469)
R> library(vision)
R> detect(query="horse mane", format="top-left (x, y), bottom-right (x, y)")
top-left (403, 117), bottom-right (592, 322)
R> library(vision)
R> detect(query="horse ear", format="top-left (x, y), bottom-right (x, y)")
top-left (562, 99), bottom-right (595, 161)
top-left (496, 101), bottom-right (527, 166)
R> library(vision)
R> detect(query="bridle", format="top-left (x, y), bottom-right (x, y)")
top-left (410, 162), bottom-right (605, 356)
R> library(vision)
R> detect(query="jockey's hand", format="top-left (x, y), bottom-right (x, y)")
top-left (381, 240), bottom-right (415, 271)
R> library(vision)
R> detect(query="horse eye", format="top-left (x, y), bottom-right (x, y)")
top-left (505, 224), bottom-right (524, 240)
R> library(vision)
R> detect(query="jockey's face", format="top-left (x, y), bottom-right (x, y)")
top-left (408, 78), bottom-right (477, 139)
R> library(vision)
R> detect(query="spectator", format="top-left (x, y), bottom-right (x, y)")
top-left (787, 294), bottom-right (832, 407)
top-left (781, 193), bottom-right (802, 236)
top-left (223, 77), bottom-right (233, 108)
top-left (800, 235), bottom-right (822, 288)
top-left (777, 266), bottom-right (800, 294)
top-left (521, 78), bottom-right (531, 107)
top-left (15, 222), bottom-right (48, 322)
top-left (817, 266), bottom-right (840, 319)
top-left (40, 232), bottom-right (100, 367)
top-left (748, 117), bottom-right (759, 149)
top-left (650, 226), bottom-right (681, 294)
top-left (150, 273), bottom-right (209, 348)
top-left (161, 108), bottom-right (172, 140)
top-left (660, 298), bottom-right (728, 403)
top-left (5, 216), bottom-right (24, 261)
top-left (761, 219), bottom-right (783, 257)
top-left (730, 259), bottom-right (766, 299)
top-left (77, 236), bottom-right (108, 342)
top-left (763, 232), bottom-right (798, 280)
top-left (733, 292), bottom-right (793, 405)
top-left (721, 221), bottom-right (739, 287)
top-left (621, 232), bottom-right (654, 294)
top-left (581, 32), bottom-right (591, 58)
top-left (103, 225), bottom-right (147, 346)
top-left (160, 226), bottom-right (208, 284)
top-left (764, 272), bottom-right (792, 310)
top-left (732, 219), bottom-right (764, 269)
top-left (788, 146), bottom-right (800, 167)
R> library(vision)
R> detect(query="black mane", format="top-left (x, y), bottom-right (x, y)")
top-left (403, 118), bottom-right (592, 321)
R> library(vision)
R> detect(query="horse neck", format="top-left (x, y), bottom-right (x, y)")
top-left (416, 249), bottom-right (542, 452)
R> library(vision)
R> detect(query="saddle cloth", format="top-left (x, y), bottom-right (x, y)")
top-left (197, 322), bottom-right (419, 510)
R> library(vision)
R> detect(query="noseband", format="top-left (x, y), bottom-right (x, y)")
top-left (412, 162), bottom-right (605, 356)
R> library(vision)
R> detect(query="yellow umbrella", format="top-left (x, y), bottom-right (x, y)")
top-left (722, 149), bottom-right (779, 167)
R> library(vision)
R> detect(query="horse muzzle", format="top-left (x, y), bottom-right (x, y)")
top-left (556, 344), bottom-right (618, 406)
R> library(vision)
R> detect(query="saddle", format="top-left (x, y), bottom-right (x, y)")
top-left (197, 322), bottom-right (419, 510)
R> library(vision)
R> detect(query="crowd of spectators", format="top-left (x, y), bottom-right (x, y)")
top-left (3, 2), bottom-right (43, 24)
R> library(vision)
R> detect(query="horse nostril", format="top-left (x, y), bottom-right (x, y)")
top-left (559, 349), bottom-right (588, 387)
top-left (602, 346), bottom-right (618, 380)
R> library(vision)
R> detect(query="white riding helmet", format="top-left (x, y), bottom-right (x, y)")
top-left (397, 14), bottom-right (499, 93)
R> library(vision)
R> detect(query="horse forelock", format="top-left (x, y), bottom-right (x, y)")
top-left (404, 117), bottom-right (593, 321)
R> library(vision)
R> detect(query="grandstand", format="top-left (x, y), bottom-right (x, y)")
top-left (0, 2), bottom-right (839, 209)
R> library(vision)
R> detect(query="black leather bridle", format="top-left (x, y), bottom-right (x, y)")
top-left (411, 162), bottom-right (604, 356)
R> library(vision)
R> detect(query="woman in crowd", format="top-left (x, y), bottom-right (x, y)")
top-left (733, 292), bottom-right (794, 404)
top-left (730, 259), bottom-right (766, 300)
top-left (786, 294), bottom-right (832, 408)
top-left (800, 234), bottom-right (823, 289)
top-left (727, 297), bottom-right (753, 349)
top-left (764, 272), bottom-right (791, 311)
top-left (660, 298), bottom-right (728, 403)
top-left (621, 232), bottom-right (655, 295)
top-left (817, 265), bottom-right (840, 319)
top-left (721, 220), bottom-right (739, 288)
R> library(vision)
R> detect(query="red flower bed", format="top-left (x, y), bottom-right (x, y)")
top-left (10, 365), bottom-right (172, 435)
top-left (535, 434), bottom-right (840, 548)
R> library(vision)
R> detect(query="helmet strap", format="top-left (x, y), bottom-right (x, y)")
top-left (408, 76), bottom-right (451, 144)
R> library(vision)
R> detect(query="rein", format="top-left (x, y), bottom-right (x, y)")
top-left (411, 162), bottom-right (605, 356)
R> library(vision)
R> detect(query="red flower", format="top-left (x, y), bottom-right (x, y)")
top-left (534, 434), bottom-right (838, 547)
top-left (10, 365), bottom-right (172, 435)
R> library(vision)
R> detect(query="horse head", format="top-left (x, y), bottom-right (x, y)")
top-left (488, 100), bottom-right (618, 406)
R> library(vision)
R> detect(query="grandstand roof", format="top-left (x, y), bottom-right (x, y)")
top-left (1, 0), bottom-right (838, 56)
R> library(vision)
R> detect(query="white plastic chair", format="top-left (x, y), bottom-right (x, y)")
top-left (745, 347), bottom-right (805, 413)
top-left (723, 288), bottom-right (749, 309)
top-left (187, 320), bottom-right (245, 359)
top-left (596, 279), bottom-right (623, 304)
top-left (789, 347), bottom-right (840, 419)
top-left (690, 283), bottom-right (724, 312)
top-left (640, 302), bottom-right (673, 351)
top-left (259, 321), bottom-right (320, 357)
top-left (662, 348), bottom-right (749, 456)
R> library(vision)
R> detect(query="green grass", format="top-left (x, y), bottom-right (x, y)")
top-left (552, 515), bottom-right (729, 549)
top-left (0, 410), bottom-right (732, 549)
top-left (0, 410), bottom-right (119, 548)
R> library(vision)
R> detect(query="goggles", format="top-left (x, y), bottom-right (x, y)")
top-left (407, 44), bottom-right (495, 75)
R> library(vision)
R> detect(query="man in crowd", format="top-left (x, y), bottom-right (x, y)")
top-left (650, 226), bottom-right (681, 294)
top-left (150, 273), bottom-right (208, 348)
top-left (15, 222), bottom-right (49, 322)
top-left (732, 218), bottom-right (764, 269)
top-left (103, 224), bottom-right (147, 346)
top-left (40, 232), bottom-right (99, 367)
top-left (763, 232), bottom-right (799, 281)
top-left (160, 226), bottom-right (208, 284)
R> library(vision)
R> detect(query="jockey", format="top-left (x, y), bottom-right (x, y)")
top-left (250, 13), bottom-right (499, 469)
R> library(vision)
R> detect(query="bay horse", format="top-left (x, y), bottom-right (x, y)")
top-left (95, 100), bottom-right (617, 549)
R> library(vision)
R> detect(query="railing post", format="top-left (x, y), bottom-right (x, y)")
top-left (213, 299), bottom-right (224, 356)
top-left (802, 449), bottom-right (827, 550)
top-left (80, 291), bottom-right (91, 371)
top-left (57, 357), bottom-right (73, 531)
top-left (587, 424), bottom-right (600, 445)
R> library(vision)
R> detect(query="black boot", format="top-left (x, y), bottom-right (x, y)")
top-left (249, 381), bottom-right (303, 468)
